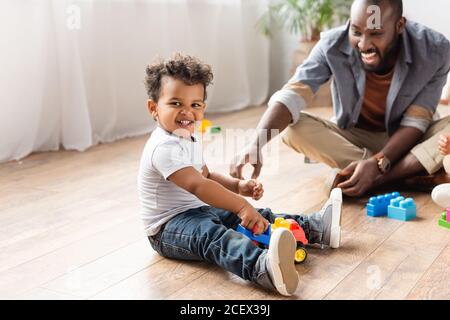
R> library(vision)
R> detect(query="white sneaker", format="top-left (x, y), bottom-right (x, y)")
top-left (266, 228), bottom-right (299, 296)
top-left (431, 183), bottom-right (450, 208)
top-left (319, 188), bottom-right (343, 249)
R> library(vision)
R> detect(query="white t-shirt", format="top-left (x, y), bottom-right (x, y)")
top-left (137, 126), bottom-right (206, 236)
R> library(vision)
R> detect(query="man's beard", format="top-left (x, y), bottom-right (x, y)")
top-left (357, 37), bottom-right (400, 74)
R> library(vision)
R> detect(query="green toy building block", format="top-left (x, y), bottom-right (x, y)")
top-left (210, 126), bottom-right (221, 134)
top-left (438, 212), bottom-right (450, 230)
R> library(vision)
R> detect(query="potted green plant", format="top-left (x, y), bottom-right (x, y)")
top-left (257, 0), bottom-right (353, 107)
top-left (257, 0), bottom-right (353, 42)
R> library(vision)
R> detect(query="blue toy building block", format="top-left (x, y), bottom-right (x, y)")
top-left (387, 196), bottom-right (416, 221)
top-left (366, 192), bottom-right (400, 217)
top-left (236, 224), bottom-right (271, 246)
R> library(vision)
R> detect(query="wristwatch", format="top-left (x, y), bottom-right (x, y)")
top-left (373, 152), bottom-right (391, 174)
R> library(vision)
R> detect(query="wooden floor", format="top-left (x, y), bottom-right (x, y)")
top-left (1, 105), bottom-right (450, 300)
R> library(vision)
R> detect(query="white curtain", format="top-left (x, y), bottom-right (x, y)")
top-left (0, 0), bottom-right (270, 163)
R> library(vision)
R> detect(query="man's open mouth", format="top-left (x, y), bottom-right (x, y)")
top-left (360, 50), bottom-right (379, 65)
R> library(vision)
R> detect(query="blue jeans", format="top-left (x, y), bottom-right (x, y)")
top-left (148, 206), bottom-right (324, 291)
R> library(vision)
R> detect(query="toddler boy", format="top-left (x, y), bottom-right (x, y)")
top-left (138, 53), bottom-right (343, 296)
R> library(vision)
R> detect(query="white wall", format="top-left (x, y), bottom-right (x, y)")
top-left (269, 31), bottom-right (299, 94)
top-left (403, 0), bottom-right (450, 39)
top-left (269, 0), bottom-right (450, 95)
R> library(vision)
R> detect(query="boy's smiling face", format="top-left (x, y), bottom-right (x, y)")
top-left (148, 76), bottom-right (206, 137)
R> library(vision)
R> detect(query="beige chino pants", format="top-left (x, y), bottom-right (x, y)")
top-left (281, 111), bottom-right (450, 175)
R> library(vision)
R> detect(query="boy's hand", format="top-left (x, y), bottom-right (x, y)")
top-left (238, 179), bottom-right (264, 200)
top-left (237, 203), bottom-right (269, 235)
top-left (439, 134), bottom-right (450, 155)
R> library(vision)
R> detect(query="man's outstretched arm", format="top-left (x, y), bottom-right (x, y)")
top-left (229, 102), bottom-right (292, 179)
top-left (230, 40), bottom-right (332, 179)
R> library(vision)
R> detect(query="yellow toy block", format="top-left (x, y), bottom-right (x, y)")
top-left (199, 119), bottom-right (212, 133)
top-left (272, 217), bottom-right (292, 231)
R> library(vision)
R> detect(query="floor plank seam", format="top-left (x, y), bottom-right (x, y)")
top-left (37, 286), bottom-right (84, 300)
top-left (86, 258), bottom-right (170, 299)
top-left (36, 236), bottom-right (154, 293)
top-left (321, 217), bottom-right (404, 300)
top-left (373, 253), bottom-right (411, 300)
top-left (0, 216), bottom-right (140, 274)
top-left (404, 243), bottom-right (448, 299)
top-left (162, 266), bottom-right (220, 300)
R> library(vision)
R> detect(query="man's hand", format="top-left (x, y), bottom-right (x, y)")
top-left (337, 159), bottom-right (381, 197)
top-left (439, 134), bottom-right (450, 155)
top-left (230, 145), bottom-right (263, 180)
top-left (238, 179), bottom-right (264, 200)
top-left (230, 101), bottom-right (293, 179)
top-left (237, 203), bottom-right (269, 235)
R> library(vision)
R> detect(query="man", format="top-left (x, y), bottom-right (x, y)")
top-left (230, 0), bottom-right (450, 197)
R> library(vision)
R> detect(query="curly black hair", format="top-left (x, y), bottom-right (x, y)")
top-left (144, 53), bottom-right (214, 102)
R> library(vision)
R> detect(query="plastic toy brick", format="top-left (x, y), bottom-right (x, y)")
top-left (199, 119), bottom-right (221, 134)
top-left (366, 192), bottom-right (400, 217)
top-left (210, 126), bottom-right (221, 134)
top-left (236, 224), bottom-right (271, 246)
top-left (199, 119), bottom-right (212, 133)
top-left (438, 211), bottom-right (450, 230)
top-left (387, 196), bottom-right (416, 221)
top-left (272, 217), bottom-right (292, 230)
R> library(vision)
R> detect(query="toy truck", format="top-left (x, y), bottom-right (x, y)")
top-left (236, 217), bottom-right (309, 263)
